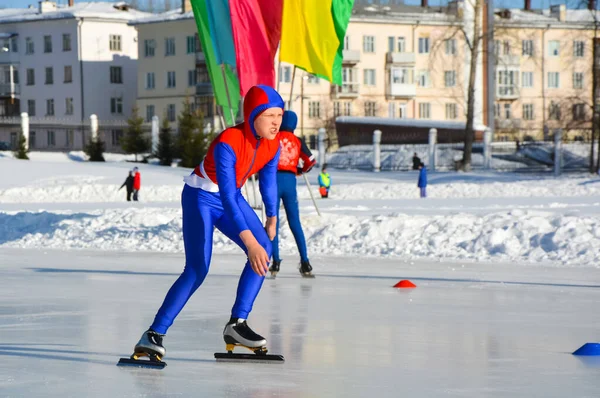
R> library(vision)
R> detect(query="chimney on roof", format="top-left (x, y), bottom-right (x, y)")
top-left (68, 0), bottom-right (74, 7)
top-left (38, 1), bottom-right (57, 14)
top-left (182, 0), bottom-right (192, 13)
top-left (421, 0), bottom-right (428, 7)
top-left (524, 0), bottom-right (531, 11)
top-left (589, 0), bottom-right (596, 10)
top-left (550, 4), bottom-right (566, 22)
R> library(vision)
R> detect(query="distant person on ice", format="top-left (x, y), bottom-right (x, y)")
top-left (132, 167), bottom-right (141, 201)
top-left (418, 162), bottom-right (427, 198)
top-left (129, 85), bottom-right (285, 362)
top-left (269, 110), bottom-right (316, 278)
top-left (318, 164), bottom-right (331, 198)
top-left (119, 170), bottom-right (134, 201)
top-left (412, 152), bottom-right (421, 170)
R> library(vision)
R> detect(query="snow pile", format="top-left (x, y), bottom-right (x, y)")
top-left (1, 208), bottom-right (599, 266)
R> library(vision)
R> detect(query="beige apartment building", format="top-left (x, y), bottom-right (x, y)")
top-left (131, 0), bottom-right (600, 147)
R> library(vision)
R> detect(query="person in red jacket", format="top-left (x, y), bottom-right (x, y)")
top-left (132, 167), bottom-right (141, 201)
top-left (129, 85), bottom-right (284, 363)
top-left (269, 110), bottom-right (316, 278)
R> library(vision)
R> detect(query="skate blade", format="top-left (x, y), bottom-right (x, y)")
top-left (214, 352), bottom-right (284, 363)
top-left (301, 273), bottom-right (315, 278)
top-left (117, 357), bottom-right (166, 369)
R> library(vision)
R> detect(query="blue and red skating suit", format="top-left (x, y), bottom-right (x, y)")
top-left (277, 131), bottom-right (316, 174)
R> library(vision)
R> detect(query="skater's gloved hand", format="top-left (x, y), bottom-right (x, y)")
top-left (265, 216), bottom-right (277, 240)
top-left (240, 230), bottom-right (270, 276)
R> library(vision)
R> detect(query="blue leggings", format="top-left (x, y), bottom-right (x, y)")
top-left (272, 172), bottom-right (309, 263)
top-left (150, 184), bottom-right (271, 334)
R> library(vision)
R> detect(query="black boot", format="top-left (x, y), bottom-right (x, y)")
top-left (269, 260), bottom-right (281, 276)
top-left (299, 260), bottom-right (314, 277)
top-left (223, 317), bottom-right (267, 352)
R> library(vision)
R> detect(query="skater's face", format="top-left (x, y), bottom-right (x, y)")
top-left (254, 107), bottom-right (283, 140)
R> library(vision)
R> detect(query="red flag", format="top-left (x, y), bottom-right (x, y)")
top-left (228, 0), bottom-right (283, 96)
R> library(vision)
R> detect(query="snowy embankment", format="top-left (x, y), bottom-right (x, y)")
top-left (1, 153), bottom-right (599, 266)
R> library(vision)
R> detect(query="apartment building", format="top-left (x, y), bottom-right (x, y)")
top-left (0, 1), bottom-right (148, 151)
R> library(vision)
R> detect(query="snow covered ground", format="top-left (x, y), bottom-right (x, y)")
top-left (1, 151), bottom-right (600, 396)
top-left (1, 151), bottom-right (600, 266)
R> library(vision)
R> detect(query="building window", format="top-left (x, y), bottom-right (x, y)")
top-left (521, 71), bottom-right (533, 88)
top-left (146, 72), bottom-right (155, 89)
top-left (392, 68), bottom-right (412, 84)
top-left (334, 101), bottom-right (341, 117)
top-left (196, 96), bottom-right (214, 117)
top-left (47, 131), bottom-right (55, 147)
top-left (418, 37), bottom-right (430, 54)
top-left (548, 72), bottom-right (560, 88)
top-left (188, 70), bottom-right (197, 87)
top-left (165, 37), bottom-right (176, 56)
top-left (279, 66), bottom-right (291, 83)
top-left (167, 104), bottom-right (176, 122)
top-left (398, 104), bottom-right (407, 119)
top-left (363, 69), bottom-right (376, 86)
top-left (445, 103), bottom-right (458, 119)
top-left (25, 37), bottom-right (34, 54)
top-left (502, 40), bottom-right (511, 55)
top-left (146, 105), bottom-right (155, 122)
top-left (363, 35), bottom-right (375, 53)
top-left (65, 98), bottom-right (74, 115)
top-left (62, 34), bottom-right (71, 51)
top-left (341, 67), bottom-right (358, 93)
top-left (187, 35), bottom-right (198, 54)
top-left (343, 36), bottom-right (350, 50)
top-left (10, 132), bottom-right (17, 149)
top-left (144, 39), bottom-right (156, 57)
top-left (111, 97), bottom-right (123, 114)
top-left (573, 72), bottom-right (584, 89)
top-left (110, 35), bottom-right (122, 51)
top-left (445, 39), bottom-right (456, 55)
top-left (27, 99), bottom-right (35, 116)
top-left (26, 69), bottom-right (35, 85)
top-left (523, 103), bottom-right (534, 120)
top-left (364, 101), bottom-right (377, 116)
top-left (497, 70), bottom-right (518, 96)
top-left (308, 101), bottom-right (320, 118)
top-left (573, 103), bottom-right (586, 121)
top-left (388, 36), bottom-right (405, 53)
top-left (64, 65), bottom-right (72, 83)
top-left (306, 74), bottom-right (320, 84)
top-left (548, 40), bottom-right (560, 57)
top-left (110, 66), bottom-right (123, 84)
top-left (522, 40), bottom-right (534, 56)
top-left (45, 67), bottom-right (53, 85)
top-left (417, 70), bottom-right (430, 87)
top-left (574, 41), bottom-right (585, 58)
top-left (444, 70), bottom-right (456, 87)
top-left (46, 99), bottom-right (54, 116)
top-left (66, 130), bottom-right (74, 147)
top-left (504, 103), bottom-right (511, 119)
top-left (549, 102), bottom-right (561, 120)
top-left (343, 102), bottom-right (352, 116)
top-left (30, 131), bottom-right (36, 148)
top-left (111, 129), bottom-right (123, 146)
top-left (44, 35), bottom-right (52, 53)
top-left (167, 71), bottom-right (176, 88)
top-left (419, 103), bottom-right (431, 119)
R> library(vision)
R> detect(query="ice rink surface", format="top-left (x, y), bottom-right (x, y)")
top-left (1, 248), bottom-right (599, 397)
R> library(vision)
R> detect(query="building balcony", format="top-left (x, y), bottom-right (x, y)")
top-left (342, 50), bottom-right (360, 64)
top-left (495, 118), bottom-right (522, 130)
top-left (0, 83), bottom-right (20, 98)
top-left (332, 83), bottom-right (359, 98)
top-left (387, 82), bottom-right (416, 98)
top-left (196, 82), bottom-right (213, 96)
top-left (386, 52), bottom-right (416, 65)
top-left (195, 51), bottom-right (206, 64)
top-left (496, 86), bottom-right (519, 100)
top-left (496, 54), bottom-right (520, 67)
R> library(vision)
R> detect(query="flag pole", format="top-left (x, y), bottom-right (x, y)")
top-left (288, 65), bottom-right (297, 110)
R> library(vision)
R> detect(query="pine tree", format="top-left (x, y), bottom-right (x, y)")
top-left (14, 131), bottom-right (29, 160)
top-left (177, 98), bottom-right (211, 168)
top-left (156, 117), bottom-right (174, 166)
top-left (122, 107), bottom-right (150, 162)
top-left (84, 137), bottom-right (105, 162)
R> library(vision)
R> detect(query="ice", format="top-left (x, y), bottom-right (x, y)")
top-left (0, 249), bottom-right (599, 397)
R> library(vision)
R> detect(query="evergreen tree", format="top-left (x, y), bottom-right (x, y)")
top-left (122, 107), bottom-right (150, 162)
top-left (84, 136), bottom-right (105, 162)
top-left (14, 131), bottom-right (29, 160)
top-left (156, 117), bottom-right (174, 166)
top-left (177, 98), bottom-right (211, 168)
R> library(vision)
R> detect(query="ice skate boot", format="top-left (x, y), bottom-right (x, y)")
top-left (269, 260), bottom-right (281, 277)
top-left (299, 260), bottom-right (315, 278)
top-left (215, 317), bottom-right (284, 363)
top-left (117, 329), bottom-right (167, 369)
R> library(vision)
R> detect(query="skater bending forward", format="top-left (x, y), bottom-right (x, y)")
top-left (133, 85), bottom-right (284, 360)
